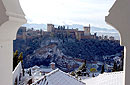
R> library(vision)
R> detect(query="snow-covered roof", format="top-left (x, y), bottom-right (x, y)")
top-left (50, 62), bottom-right (55, 64)
top-left (33, 69), bottom-right (86, 85)
top-left (40, 68), bottom-right (53, 73)
top-left (82, 71), bottom-right (124, 85)
top-left (32, 65), bottom-right (40, 70)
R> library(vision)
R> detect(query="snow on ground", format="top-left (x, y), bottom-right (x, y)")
top-left (82, 71), bottom-right (124, 85)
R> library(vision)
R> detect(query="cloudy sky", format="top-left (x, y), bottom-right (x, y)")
top-left (20, 0), bottom-right (116, 29)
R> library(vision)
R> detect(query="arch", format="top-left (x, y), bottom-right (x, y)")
top-left (0, 0), bottom-right (129, 85)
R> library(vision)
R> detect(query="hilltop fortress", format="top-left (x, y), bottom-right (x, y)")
top-left (16, 24), bottom-right (115, 41)
top-left (47, 24), bottom-right (94, 40)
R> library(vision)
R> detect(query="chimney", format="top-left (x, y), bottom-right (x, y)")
top-left (50, 62), bottom-right (55, 70)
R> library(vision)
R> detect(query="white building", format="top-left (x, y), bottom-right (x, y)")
top-left (32, 69), bottom-right (86, 85)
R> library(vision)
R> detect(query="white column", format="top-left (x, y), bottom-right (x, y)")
top-left (106, 0), bottom-right (130, 85)
top-left (0, 0), bottom-right (26, 85)
top-left (0, 40), bottom-right (13, 85)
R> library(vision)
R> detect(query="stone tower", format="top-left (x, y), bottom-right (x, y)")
top-left (84, 24), bottom-right (91, 36)
top-left (47, 24), bottom-right (54, 32)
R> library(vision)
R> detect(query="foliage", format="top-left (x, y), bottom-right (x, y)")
top-left (90, 68), bottom-right (97, 77)
top-left (78, 61), bottom-right (86, 71)
top-left (90, 68), bottom-right (97, 73)
top-left (112, 61), bottom-right (118, 72)
top-left (13, 50), bottom-right (24, 72)
top-left (14, 33), bottom-right (124, 69)
top-left (61, 39), bottom-right (123, 61)
top-left (18, 52), bottom-right (23, 63)
top-left (29, 68), bottom-right (32, 76)
top-left (119, 51), bottom-right (124, 71)
top-left (76, 70), bottom-right (82, 76)
top-left (101, 64), bottom-right (105, 74)
top-left (76, 61), bottom-right (87, 76)
top-left (13, 50), bottom-right (19, 70)
top-left (70, 71), bottom-right (75, 76)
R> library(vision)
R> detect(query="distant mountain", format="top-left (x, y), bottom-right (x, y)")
top-left (91, 27), bottom-right (118, 33)
top-left (23, 23), bottom-right (47, 30)
top-left (23, 23), bottom-right (120, 40)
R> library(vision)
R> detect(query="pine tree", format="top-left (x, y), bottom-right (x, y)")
top-left (101, 64), bottom-right (105, 74)
top-left (78, 60), bottom-right (86, 71)
top-left (77, 60), bottom-right (87, 76)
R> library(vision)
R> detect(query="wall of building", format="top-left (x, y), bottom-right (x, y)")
top-left (0, 0), bottom-right (8, 25)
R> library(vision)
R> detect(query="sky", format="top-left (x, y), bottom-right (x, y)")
top-left (19, 0), bottom-right (116, 29)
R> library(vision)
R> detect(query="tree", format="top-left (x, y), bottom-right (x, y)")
top-left (18, 52), bottom-right (23, 63)
top-left (112, 61), bottom-right (117, 72)
top-left (76, 70), bottom-right (82, 76)
top-left (29, 68), bottom-right (32, 76)
top-left (101, 64), bottom-right (105, 74)
top-left (77, 60), bottom-right (87, 76)
top-left (78, 60), bottom-right (86, 71)
top-left (119, 51), bottom-right (124, 71)
top-left (90, 68), bottom-right (97, 73)
top-left (70, 71), bottom-right (75, 76)
top-left (90, 68), bottom-right (97, 77)
top-left (13, 50), bottom-right (19, 70)
top-left (13, 51), bottom-right (25, 76)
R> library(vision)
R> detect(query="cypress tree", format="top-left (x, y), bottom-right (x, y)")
top-left (112, 61), bottom-right (117, 72)
top-left (101, 64), bottom-right (105, 74)
top-left (13, 50), bottom-right (19, 70)
top-left (18, 52), bottom-right (23, 63)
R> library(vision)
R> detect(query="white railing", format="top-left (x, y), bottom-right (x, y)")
top-left (12, 62), bottom-right (22, 85)
top-left (82, 71), bottom-right (124, 85)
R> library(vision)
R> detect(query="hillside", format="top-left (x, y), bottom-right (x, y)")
top-left (13, 35), bottom-right (123, 72)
